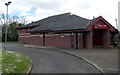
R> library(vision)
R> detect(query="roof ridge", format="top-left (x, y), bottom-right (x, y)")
top-left (29, 12), bottom-right (90, 24)
top-left (48, 12), bottom-right (71, 17)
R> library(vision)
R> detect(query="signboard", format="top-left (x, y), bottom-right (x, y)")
top-left (93, 24), bottom-right (107, 29)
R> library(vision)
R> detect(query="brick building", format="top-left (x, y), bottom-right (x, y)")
top-left (17, 13), bottom-right (118, 49)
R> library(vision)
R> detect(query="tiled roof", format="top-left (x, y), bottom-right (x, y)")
top-left (18, 12), bottom-right (100, 32)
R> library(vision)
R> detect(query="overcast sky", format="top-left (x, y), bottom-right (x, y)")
top-left (0, 0), bottom-right (119, 29)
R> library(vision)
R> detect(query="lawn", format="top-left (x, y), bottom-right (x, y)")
top-left (0, 49), bottom-right (32, 74)
top-left (0, 50), bottom-right (2, 74)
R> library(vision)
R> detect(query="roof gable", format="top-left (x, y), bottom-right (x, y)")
top-left (86, 16), bottom-right (117, 32)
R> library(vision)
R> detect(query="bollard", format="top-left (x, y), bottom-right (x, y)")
top-left (4, 46), bottom-right (7, 50)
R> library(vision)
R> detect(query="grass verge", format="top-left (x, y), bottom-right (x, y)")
top-left (0, 49), bottom-right (32, 74)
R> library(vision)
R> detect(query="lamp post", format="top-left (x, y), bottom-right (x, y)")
top-left (115, 18), bottom-right (117, 29)
top-left (5, 1), bottom-right (12, 42)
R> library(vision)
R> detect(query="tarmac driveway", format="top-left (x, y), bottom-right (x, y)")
top-left (2, 43), bottom-right (102, 73)
top-left (59, 48), bottom-right (118, 73)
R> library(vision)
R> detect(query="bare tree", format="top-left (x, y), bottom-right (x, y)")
top-left (0, 13), bottom-right (6, 26)
top-left (19, 16), bottom-right (28, 25)
top-left (0, 13), bottom-right (28, 26)
top-left (9, 16), bottom-right (19, 23)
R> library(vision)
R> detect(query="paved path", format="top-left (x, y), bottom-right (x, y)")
top-left (2, 43), bottom-right (102, 73)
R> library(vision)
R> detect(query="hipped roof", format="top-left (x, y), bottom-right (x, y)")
top-left (18, 12), bottom-right (99, 32)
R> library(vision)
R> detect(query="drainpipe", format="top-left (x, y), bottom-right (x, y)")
top-left (43, 32), bottom-right (45, 46)
top-left (71, 32), bottom-right (74, 47)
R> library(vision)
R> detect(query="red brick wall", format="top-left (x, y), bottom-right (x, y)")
top-left (29, 35), bottom-right (43, 45)
top-left (103, 30), bottom-right (110, 48)
top-left (18, 36), bottom-right (30, 43)
top-left (45, 35), bottom-right (71, 48)
top-left (79, 34), bottom-right (83, 48)
top-left (18, 34), bottom-right (73, 48)
top-left (18, 33), bottom-right (84, 48)
top-left (18, 28), bottom-right (30, 43)
top-left (85, 31), bottom-right (93, 48)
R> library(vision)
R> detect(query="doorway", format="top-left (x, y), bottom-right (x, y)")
top-left (93, 29), bottom-right (105, 48)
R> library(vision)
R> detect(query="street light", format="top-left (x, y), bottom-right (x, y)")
top-left (115, 18), bottom-right (117, 29)
top-left (5, 1), bottom-right (12, 42)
